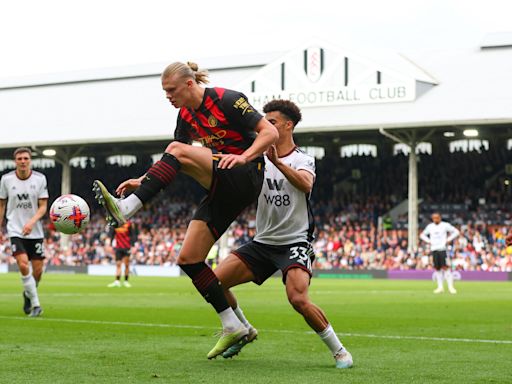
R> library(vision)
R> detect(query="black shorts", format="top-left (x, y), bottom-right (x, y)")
top-left (115, 248), bottom-right (130, 261)
top-left (432, 250), bottom-right (447, 269)
top-left (10, 237), bottom-right (45, 260)
top-left (193, 156), bottom-right (264, 240)
top-left (233, 241), bottom-right (315, 285)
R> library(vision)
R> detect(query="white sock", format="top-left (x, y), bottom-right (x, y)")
top-left (118, 194), bottom-right (143, 218)
top-left (219, 307), bottom-right (243, 332)
top-left (435, 271), bottom-right (444, 289)
top-left (318, 324), bottom-right (346, 356)
top-left (21, 274), bottom-right (40, 308)
top-left (233, 306), bottom-right (252, 329)
top-left (444, 270), bottom-right (455, 289)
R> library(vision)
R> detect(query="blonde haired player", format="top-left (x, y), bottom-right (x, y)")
top-left (93, 61), bottom-right (278, 358)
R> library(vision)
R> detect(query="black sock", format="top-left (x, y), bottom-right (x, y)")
top-left (179, 262), bottom-right (229, 313)
top-left (125, 275), bottom-right (129, 281)
top-left (116, 276), bottom-right (121, 280)
top-left (134, 153), bottom-right (181, 204)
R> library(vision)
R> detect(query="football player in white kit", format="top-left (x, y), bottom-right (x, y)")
top-left (0, 148), bottom-right (49, 316)
top-left (420, 212), bottom-right (460, 294)
top-left (214, 100), bottom-right (353, 369)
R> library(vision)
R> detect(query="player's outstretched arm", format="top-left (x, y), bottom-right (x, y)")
top-left (217, 118), bottom-right (278, 169)
top-left (115, 175), bottom-right (146, 197)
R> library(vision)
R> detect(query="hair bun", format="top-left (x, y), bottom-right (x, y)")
top-left (187, 61), bottom-right (199, 71)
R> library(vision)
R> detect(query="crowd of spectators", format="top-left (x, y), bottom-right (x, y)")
top-left (1, 148), bottom-right (512, 272)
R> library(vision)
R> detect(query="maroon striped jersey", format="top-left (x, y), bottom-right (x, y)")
top-left (111, 221), bottom-right (135, 250)
top-left (174, 87), bottom-right (263, 155)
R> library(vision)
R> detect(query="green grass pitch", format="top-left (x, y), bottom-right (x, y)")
top-left (0, 273), bottom-right (511, 384)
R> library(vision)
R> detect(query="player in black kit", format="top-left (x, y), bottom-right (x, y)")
top-left (93, 61), bottom-right (278, 359)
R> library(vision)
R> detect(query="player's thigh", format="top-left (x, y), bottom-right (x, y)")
top-left (165, 142), bottom-right (213, 189)
top-left (285, 268), bottom-right (311, 301)
top-left (15, 253), bottom-right (30, 275)
top-left (177, 220), bottom-right (216, 264)
top-left (215, 253), bottom-right (255, 289)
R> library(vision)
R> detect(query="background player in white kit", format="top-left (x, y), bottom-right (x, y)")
top-left (420, 212), bottom-right (460, 294)
top-left (0, 147), bottom-right (49, 316)
top-left (214, 100), bottom-right (353, 369)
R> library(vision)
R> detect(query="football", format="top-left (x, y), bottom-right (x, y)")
top-left (49, 194), bottom-right (90, 234)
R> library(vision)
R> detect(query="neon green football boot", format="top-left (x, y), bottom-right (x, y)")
top-left (222, 326), bottom-right (258, 358)
top-left (207, 325), bottom-right (248, 360)
top-left (92, 180), bottom-right (126, 227)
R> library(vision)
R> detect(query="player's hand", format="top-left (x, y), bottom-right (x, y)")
top-left (506, 233), bottom-right (512, 247)
top-left (265, 145), bottom-right (279, 165)
top-left (116, 177), bottom-right (143, 197)
top-left (216, 153), bottom-right (248, 169)
top-left (22, 222), bottom-right (33, 236)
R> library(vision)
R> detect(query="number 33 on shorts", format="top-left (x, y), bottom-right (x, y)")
top-left (289, 245), bottom-right (314, 271)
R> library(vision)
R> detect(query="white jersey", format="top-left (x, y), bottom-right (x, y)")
top-left (254, 147), bottom-right (315, 245)
top-left (0, 170), bottom-right (48, 239)
top-left (420, 221), bottom-right (460, 251)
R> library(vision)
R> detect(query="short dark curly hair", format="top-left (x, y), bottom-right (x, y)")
top-left (263, 99), bottom-right (302, 127)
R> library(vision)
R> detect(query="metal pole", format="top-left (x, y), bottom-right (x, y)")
top-left (379, 128), bottom-right (420, 252)
top-left (408, 139), bottom-right (418, 252)
top-left (59, 155), bottom-right (72, 250)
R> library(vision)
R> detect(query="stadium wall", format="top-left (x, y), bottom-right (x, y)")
top-left (2, 264), bottom-right (511, 281)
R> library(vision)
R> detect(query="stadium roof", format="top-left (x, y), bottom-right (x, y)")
top-left (0, 37), bottom-right (511, 158)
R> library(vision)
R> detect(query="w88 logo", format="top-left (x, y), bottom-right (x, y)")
top-left (263, 193), bottom-right (290, 207)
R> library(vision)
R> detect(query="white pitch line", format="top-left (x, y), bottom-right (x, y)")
top-left (0, 293), bottom-right (172, 297)
top-left (0, 315), bottom-right (511, 345)
top-left (335, 332), bottom-right (512, 345)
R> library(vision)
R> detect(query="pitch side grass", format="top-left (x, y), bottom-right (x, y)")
top-left (0, 273), bottom-right (510, 384)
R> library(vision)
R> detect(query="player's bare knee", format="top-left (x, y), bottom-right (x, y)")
top-left (288, 293), bottom-right (309, 313)
top-left (165, 141), bottom-right (187, 162)
top-left (177, 253), bottom-right (195, 265)
top-left (18, 261), bottom-right (30, 274)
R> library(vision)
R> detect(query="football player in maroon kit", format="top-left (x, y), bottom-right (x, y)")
top-left (107, 221), bottom-right (136, 287)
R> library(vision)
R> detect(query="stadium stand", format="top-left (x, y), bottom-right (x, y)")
top-left (1, 148), bottom-right (512, 272)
